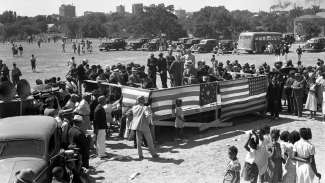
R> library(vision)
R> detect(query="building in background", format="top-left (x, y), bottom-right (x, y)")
top-left (132, 3), bottom-right (143, 14)
top-left (84, 11), bottom-right (105, 16)
top-left (59, 4), bottom-right (76, 18)
top-left (116, 5), bottom-right (125, 14)
top-left (294, 12), bottom-right (325, 40)
top-left (175, 9), bottom-right (186, 19)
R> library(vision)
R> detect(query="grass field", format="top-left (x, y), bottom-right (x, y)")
top-left (1, 41), bottom-right (325, 182)
top-left (0, 40), bottom-right (324, 87)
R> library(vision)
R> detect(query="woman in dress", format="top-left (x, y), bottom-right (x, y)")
top-left (293, 128), bottom-right (321, 183)
top-left (265, 129), bottom-right (283, 183)
top-left (305, 77), bottom-right (317, 119)
top-left (280, 131), bottom-right (296, 183)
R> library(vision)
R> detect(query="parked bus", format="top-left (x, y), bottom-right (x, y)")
top-left (238, 32), bottom-right (282, 53)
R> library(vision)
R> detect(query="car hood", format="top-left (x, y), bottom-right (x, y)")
top-left (0, 157), bottom-right (47, 183)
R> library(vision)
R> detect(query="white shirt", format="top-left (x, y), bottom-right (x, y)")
top-left (103, 104), bottom-right (113, 124)
top-left (293, 139), bottom-right (315, 159)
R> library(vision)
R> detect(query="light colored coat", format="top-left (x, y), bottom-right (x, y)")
top-left (130, 105), bottom-right (151, 132)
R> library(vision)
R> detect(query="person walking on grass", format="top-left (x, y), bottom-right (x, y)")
top-left (11, 63), bottom-right (22, 86)
top-left (30, 54), bottom-right (36, 72)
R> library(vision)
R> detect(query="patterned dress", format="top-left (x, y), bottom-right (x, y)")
top-left (223, 159), bottom-right (241, 183)
top-left (305, 84), bottom-right (317, 112)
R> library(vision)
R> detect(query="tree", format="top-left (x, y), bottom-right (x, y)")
top-left (296, 21), bottom-right (321, 39)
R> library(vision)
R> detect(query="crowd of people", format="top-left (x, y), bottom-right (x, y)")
top-left (1, 40), bottom-right (324, 182)
top-left (224, 126), bottom-right (321, 183)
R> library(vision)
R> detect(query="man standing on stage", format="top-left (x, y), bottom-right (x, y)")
top-left (157, 53), bottom-right (168, 88)
top-left (147, 53), bottom-right (158, 88)
top-left (30, 54), bottom-right (37, 72)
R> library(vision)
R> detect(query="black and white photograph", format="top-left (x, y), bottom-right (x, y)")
top-left (0, 0), bottom-right (324, 182)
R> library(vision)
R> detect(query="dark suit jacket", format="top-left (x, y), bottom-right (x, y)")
top-left (94, 104), bottom-right (107, 130)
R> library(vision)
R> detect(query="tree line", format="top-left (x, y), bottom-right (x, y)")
top-left (0, 4), bottom-right (323, 41)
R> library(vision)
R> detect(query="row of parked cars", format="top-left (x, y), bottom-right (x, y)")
top-left (98, 37), bottom-right (236, 53)
top-left (302, 37), bottom-right (325, 52)
top-left (99, 38), bottom-right (163, 51)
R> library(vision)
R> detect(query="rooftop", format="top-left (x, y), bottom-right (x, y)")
top-left (0, 116), bottom-right (57, 141)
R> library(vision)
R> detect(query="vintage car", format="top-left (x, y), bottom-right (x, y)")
top-left (213, 40), bottom-right (235, 54)
top-left (282, 33), bottom-right (295, 45)
top-left (126, 38), bottom-right (149, 50)
top-left (141, 38), bottom-right (160, 51)
top-left (191, 39), bottom-right (218, 53)
top-left (178, 37), bottom-right (191, 45)
top-left (0, 116), bottom-right (61, 183)
top-left (302, 37), bottom-right (325, 52)
top-left (184, 38), bottom-right (202, 49)
top-left (99, 38), bottom-right (127, 51)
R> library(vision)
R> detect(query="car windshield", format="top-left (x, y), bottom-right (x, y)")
top-left (0, 139), bottom-right (44, 159)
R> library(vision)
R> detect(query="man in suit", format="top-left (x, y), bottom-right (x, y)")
top-left (129, 96), bottom-right (159, 160)
top-left (93, 96), bottom-right (107, 158)
top-left (68, 115), bottom-right (89, 168)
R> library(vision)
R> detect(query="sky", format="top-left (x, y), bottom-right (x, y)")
top-left (0, 0), bottom-right (323, 16)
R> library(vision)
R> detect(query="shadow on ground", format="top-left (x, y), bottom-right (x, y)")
top-left (155, 113), bottom-right (302, 153)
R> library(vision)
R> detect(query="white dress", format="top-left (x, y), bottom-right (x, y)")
top-left (293, 139), bottom-right (316, 183)
top-left (316, 76), bottom-right (325, 114)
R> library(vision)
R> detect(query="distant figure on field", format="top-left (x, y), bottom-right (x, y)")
top-left (30, 54), bottom-right (37, 72)
top-left (11, 63), bottom-right (22, 86)
top-left (18, 45), bottom-right (23, 56)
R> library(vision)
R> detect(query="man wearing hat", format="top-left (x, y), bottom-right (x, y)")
top-left (169, 53), bottom-right (184, 87)
top-left (292, 73), bottom-right (306, 117)
top-left (128, 67), bottom-right (142, 87)
top-left (157, 53), bottom-right (168, 88)
top-left (147, 53), bottom-right (158, 88)
top-left (68, 114), bottom-right (89, 168)
top-left (284, 70), bottom-right (295, 114)
top-left (129, 96), bottom-right (159, 160)
top-left (74, 93), bottom-right (91, 132)
top-left (184, 49), bottom-right (195, 68)
top-left (93, 96), bottom-right (108, 158)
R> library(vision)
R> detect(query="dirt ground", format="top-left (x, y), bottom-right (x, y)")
top-left (88, 112), bottom-right (325, 183)
top-left (1, 41), bottom-right (325, 182)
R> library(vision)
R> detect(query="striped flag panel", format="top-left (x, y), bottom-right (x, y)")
top-left (122, 87), bottom-right (151, 106)
top-left (220, 76), bottom-right (267, 120)
top-left (151, 85), bottom-right (200, 120)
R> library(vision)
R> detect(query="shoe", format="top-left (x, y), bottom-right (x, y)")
top-left (138, 156), bottom-right (144, 161)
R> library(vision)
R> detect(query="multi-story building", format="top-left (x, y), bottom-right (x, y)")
top-left (116, 5), bottom-right (125, 14)
top-left (84, 11), bottom-right (105, 16)
top-left (175, 9), bottom-right (186, 19)
top-left (59, 4), bottom-right (76, 18)
top-left (132, 3), bottom-right (143, 14)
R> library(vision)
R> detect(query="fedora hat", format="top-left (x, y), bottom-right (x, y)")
top-left (15, 169), bottom-right (35, 183)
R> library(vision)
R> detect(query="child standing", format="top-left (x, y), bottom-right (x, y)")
top-left (175, 99), bottom-right (184, 140)
top-left (265, 129), bottom-right (283, 183)
top-left (242, 130), bottom-right (259, 183)
top-left (305, 77), bottom-right (317, 119)
top-left (223, 146), bottom-right (241, 183)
